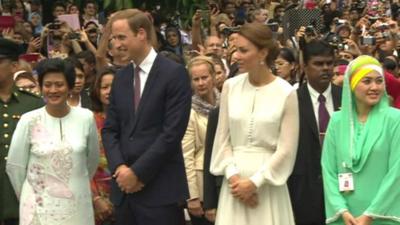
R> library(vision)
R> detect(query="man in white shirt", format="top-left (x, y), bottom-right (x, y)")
top-left (288, 40), bottom-right (342, 225)
top-left (102, 9), bottom-right (192, 225)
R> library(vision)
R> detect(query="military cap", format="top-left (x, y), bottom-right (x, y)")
top-left (0, 38), bottom-right (20, 60)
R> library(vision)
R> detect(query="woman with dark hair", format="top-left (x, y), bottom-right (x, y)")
top-left (29, 12), bottom-right (44, 35)
top-left (274, 48), bottom-right (299, 87)
top-left (383, 56), bottom-right (399, 77)
top-left (160, 26), bottom-right (184, 58)
top-left (84, 21), bottom-right (100, 48)
top-left (6, 58), bottom-right (99, 225)
top-left (210, 23), bottom-right (299, 225)
top-left (209, 55), bottom-right (227, 91)
top-left (66, 57), bottom-right (91, 109)
top-left (90, 67), bottom-right (116, 225)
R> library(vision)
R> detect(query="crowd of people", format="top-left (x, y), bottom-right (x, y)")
top-left (1, 0), bottom-right (400, 225)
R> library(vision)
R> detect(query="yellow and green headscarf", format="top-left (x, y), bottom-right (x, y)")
top-left (338, 55), bottom-right (389, 173)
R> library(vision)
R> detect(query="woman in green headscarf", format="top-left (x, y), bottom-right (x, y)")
top-left (322, 55), bottom-right (400, 225)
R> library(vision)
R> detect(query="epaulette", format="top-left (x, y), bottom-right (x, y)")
top-left (17, 87), bottom-right (42, 98)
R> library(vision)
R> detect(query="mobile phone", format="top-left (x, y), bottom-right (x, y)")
top-left (267, 22), bottom-right (279, 32)
top-left (201, 10), bottom-right (210, 20)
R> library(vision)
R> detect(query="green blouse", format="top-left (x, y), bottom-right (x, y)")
top-left (322, 107), bottom-right (400, 224)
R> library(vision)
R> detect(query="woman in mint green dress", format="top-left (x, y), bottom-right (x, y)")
top-left (322, 55), bottom-right (400, 225)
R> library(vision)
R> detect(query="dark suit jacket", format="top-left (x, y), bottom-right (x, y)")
top-left (203, 107), bottom-right (223, 210)
top-left (288, 83), bottom-right (341, 225)
top-left (102, 54), bottom-right (192, 207)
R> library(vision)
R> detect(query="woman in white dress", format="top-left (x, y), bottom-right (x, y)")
top-left (6, 58), bottom-right (99, 225)
top-left (210, 23), bottom-right (299, 225)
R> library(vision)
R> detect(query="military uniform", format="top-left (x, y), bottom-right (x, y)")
top-left (0, 37), bottom-right (44, 225)
top-left (0, 86), bottom-right (44, 223)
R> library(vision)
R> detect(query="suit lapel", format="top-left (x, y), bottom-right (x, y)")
top-left (131, 55), bottom-right (161, 133)
top-left (299, 84), bottom-right (319, 139)
top-left (120, 63), bottom-right (136, 125)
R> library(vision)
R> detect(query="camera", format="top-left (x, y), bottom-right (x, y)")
top-left (357, 0), bottom-right (366, 8)
top-left (327, 34), bottom-right (342, 48)
top-left (48, 22), bottom-right (61, 30)
top-left (337, 43), bottom-right (349, 50)
top-left (266, 22), bottom-right (279, 32)
top-left (335, 19), bottom-right (347, 26)
top-left (222, 26), bottom-right (241, 36)
top-left (382, 31), bottom-right (391, 40)
top-left (377, 23), bottom-right (389, 31)
top-left (360, 36), bottom-right (376, 45)
top-left (305, 26), bottom-right (316, 37)
top-left (66, 32), bottom-right (81, 40)
top-left (368, 16), bottom-right (380, 24)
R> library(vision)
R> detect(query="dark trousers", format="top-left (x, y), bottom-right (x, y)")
top-left (189, 214), bottom-right (214, 225)
top-left (1, 219), bottom-right (18, 225)
top-left (115, 199), bottom-right (185, 225)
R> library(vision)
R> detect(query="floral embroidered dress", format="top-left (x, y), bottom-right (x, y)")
top-left (91, 113), bottom-right (111, 198)
top-left (91, 112), bottom-right (112, 225)
top-left (6, 107), bottom-right (99, 225)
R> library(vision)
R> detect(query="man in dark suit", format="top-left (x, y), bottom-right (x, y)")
top-left (288, 40), bottom-right (341, 225)
top-left (101, 9), bottom-right (192, 225)
top-left (203, 107), bottom-right (222, 223)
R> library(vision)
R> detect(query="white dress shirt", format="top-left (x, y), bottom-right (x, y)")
top-left (132, 48), bottom-right (157, 95)
top-left (307, 83), bottom-right (334, 131)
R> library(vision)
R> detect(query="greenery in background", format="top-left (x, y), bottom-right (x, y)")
top-left (101, 0), bottom-right (208, 28)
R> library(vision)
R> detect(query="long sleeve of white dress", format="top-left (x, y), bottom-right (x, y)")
top-left (209, 80), bottom-right (239, 179)
top-left (6, 114), bottom-right (31, 199)
top-left (249, 90), bottom-right (299, 187)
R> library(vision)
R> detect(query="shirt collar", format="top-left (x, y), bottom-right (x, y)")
top-left (307, 82), bottom-right (332, 100)
top-left (133, 48), bottom-right (157, 74)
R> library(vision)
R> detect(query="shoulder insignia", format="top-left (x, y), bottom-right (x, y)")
top-left (18, 88), bottom-right (42, 98)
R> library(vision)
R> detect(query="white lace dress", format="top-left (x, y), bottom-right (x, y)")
top-left (6, 107), bottom-right (99, 225)
top-left (210, 74), bottom-right (299, 225)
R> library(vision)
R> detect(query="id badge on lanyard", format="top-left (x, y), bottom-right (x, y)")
top-left (338, 172), bottom-right (354, 192)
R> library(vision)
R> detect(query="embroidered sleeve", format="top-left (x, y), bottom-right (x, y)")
top-left (6, 114), bottom-right (32, 199)
top-left (87, 116), bottom-right (100, 178)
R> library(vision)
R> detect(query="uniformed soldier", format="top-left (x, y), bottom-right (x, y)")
top-left (0, 38), bottom-right (44, 225)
